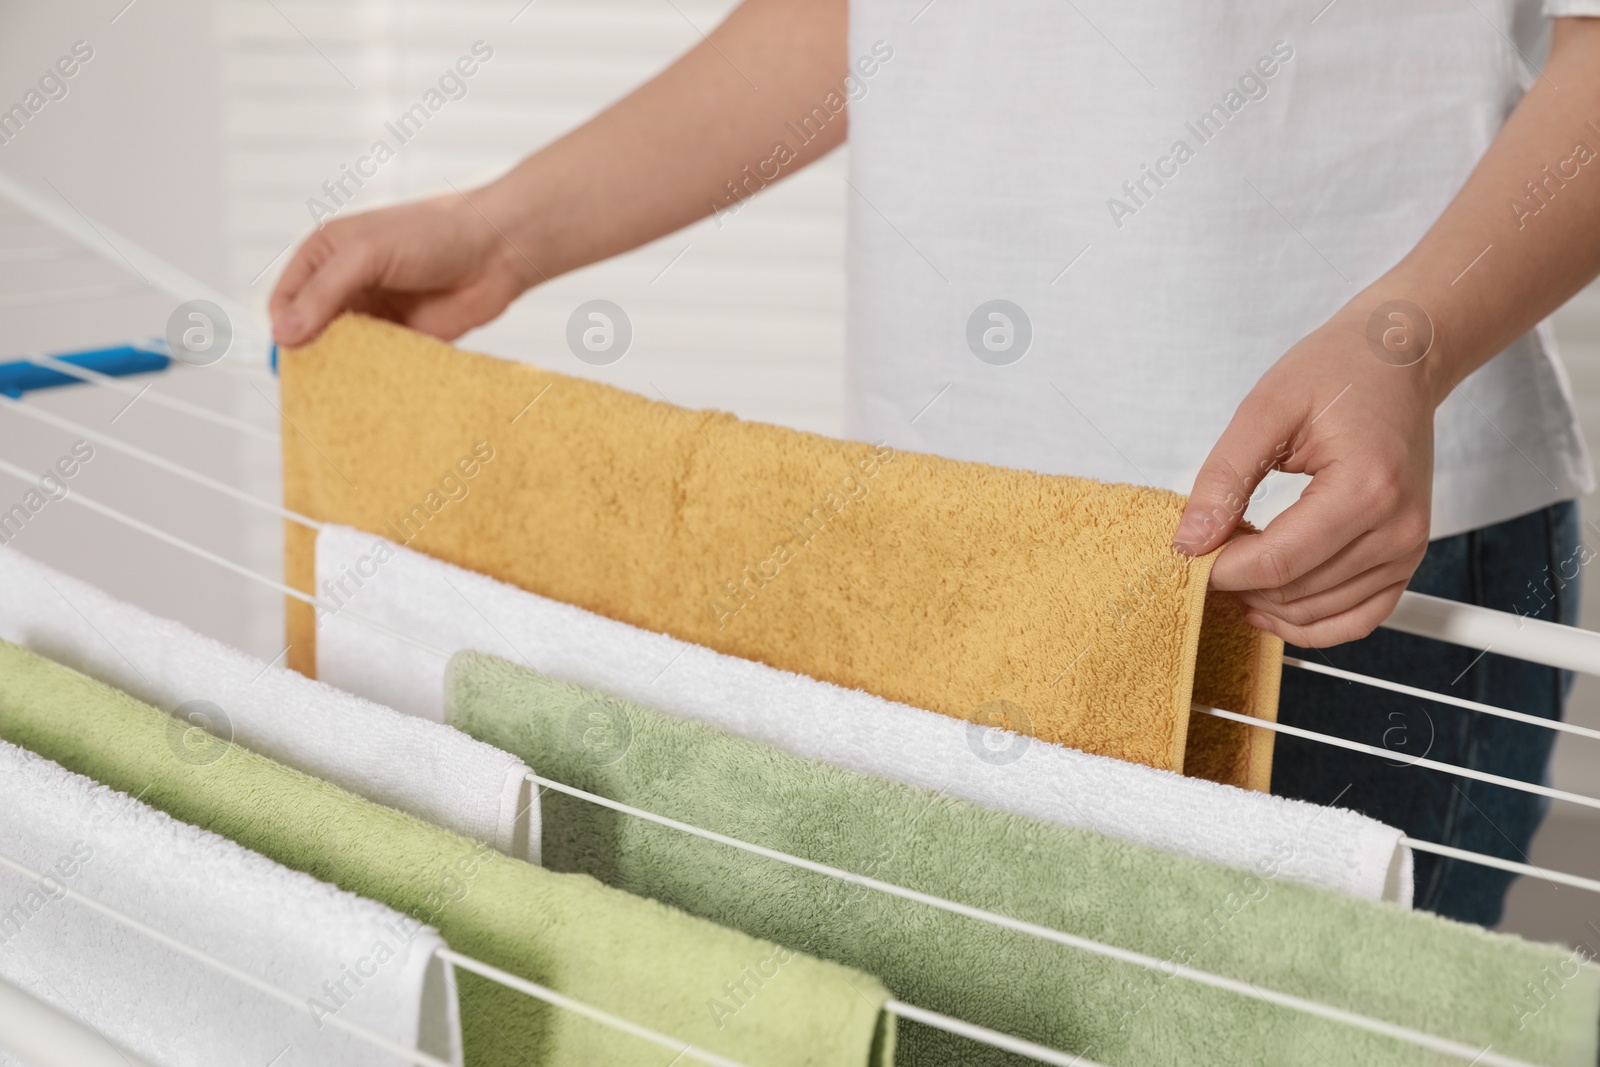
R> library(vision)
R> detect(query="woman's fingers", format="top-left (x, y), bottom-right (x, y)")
top-left (1243, 579), bottom-right (1411, 647)
top-left (1208, 468), bottom-right (1384, 593)
top-left (270, 230), bottom-right (380, 347)
top-left (1173, 396), bottom-right (1299, 557)
top-left (1226, 511), bottom-right (1429, 607)
top-left (267, 229), bottom-right (338, 343)
top-left (1232, 554), bottom-right (1419, 629)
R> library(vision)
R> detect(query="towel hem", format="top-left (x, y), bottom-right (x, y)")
top-left (498, 759), bottom-right (539, 864)
top-left (1243, 625), bottom-right (1283, 792)
top-left (1169, 547), bottom-right (1220, 776)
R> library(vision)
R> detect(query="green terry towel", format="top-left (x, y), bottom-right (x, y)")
top-left (444, 650), bottom-right (1600, 1067)
top-left (0, 640), bottom-right (894, 1067)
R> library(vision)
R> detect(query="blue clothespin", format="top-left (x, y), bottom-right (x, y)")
top-left (0, 345), bottom-right (171, 399)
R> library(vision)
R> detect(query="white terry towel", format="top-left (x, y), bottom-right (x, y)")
top-left (0, 549), bottom-right (537, 862)
top-left (315, 524), bottom-right (1414, 905)
top-left (0, 741), bottom-right (462, 1067)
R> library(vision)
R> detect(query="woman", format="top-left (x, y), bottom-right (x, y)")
top-left (270, 1), bottom-right (1600, 925)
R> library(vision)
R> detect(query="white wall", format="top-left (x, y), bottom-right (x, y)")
top-left (0, 0), bottom-right (280, 655)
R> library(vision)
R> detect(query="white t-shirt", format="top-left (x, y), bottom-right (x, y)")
top-left (846, 0), bottom-right (1596, 538)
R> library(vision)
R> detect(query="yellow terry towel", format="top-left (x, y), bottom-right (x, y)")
top-left (281, 315), bottom-right (1282, 789)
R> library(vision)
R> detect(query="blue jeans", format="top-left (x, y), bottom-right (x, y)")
top-left (1269, 500), bottom-right (1582, 926)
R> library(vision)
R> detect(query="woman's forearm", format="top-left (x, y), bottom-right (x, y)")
top-left (1353, 17), bottom-right (1600, 403)
top-left (481, 0), bottom-right (849, 284)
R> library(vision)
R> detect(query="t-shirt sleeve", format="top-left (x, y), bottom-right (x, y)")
top-left (1545, 1), bottom-right (1600, 15)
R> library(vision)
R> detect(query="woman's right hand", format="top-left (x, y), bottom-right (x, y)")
top-left (268, 190), bottom-right (539, 348)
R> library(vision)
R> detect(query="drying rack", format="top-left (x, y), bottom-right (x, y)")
top-left (2, 166), bottom-right (1599, 1067)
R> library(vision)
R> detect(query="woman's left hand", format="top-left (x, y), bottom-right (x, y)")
top-left (1172, 17), bottom-right (1600, 648)
top-left (1172, 300), bottom-right (1437, 647)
